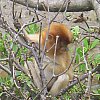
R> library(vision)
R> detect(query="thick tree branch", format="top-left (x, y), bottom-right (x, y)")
top-left (60, 64), bottom-right (100, 95)
top-left (10, 0), bottom-right (94, 12)
top-left (9, 0), bottom-right (100, 23)
top-left (91, 0), bottom-right (100, 27)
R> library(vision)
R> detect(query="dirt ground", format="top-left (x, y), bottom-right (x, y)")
top-left (1, 0), bottom-right (99, 53)
top-left (1, 0), bottom-right (99, 28)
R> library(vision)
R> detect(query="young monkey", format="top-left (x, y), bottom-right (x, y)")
top-left (24, 22), bottom-right (73, 96)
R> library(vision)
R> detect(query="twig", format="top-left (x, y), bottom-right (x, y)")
top-left (60, 0), bottom-right (71, 23)
top-left (0, 64), bottom-right (11, 75)
top-left (75, 76), bottom-right (85, 93)
top-left (12, 0), bottom-right (15, 19)
top-left (3, 86), bottom-right (19, 100)
top-left (33, 77), bottom-right (54, 100)
top-left (60, 65), bottom-right (100, 95)
top-left (84, 19), bottom-right (90, 29)
top-left (50, 0), bottom-right (67, 24)
top-left (17, 17), bottom-right (45, 34)
top-left (13, 60), bottom-right (28, 74)
top-left (82, 42), bottom-right (89, 71)
top-left (78, 35), bottom-right (100, 43)
top-left (79, 26), bottom-right (89, 32)
top-left (0, 58), bottom-right (9, 61)
top-left (41, 0), bottom-right (50, 61)
top-left (25, 58), bottom-right (37, 87)
top-left (85, 71), bottom-right (92, 99)
top-left (12, 64), bottom-right (20, 89)
top-left (53, 43), bottom-right (76, 77)
top-left (53, 35), bottom-right (59, 76)
top-left (33, 8), bottom-right (40, 21)
top-left (74, 62), bottom-right (85, 71)
top-left (39, 22), bottom-right (42, 56)
top-left (25, 0), bottom-right (28, 9)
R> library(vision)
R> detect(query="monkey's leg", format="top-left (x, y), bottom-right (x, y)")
top-left (49, 74), bottom-right (69, 96)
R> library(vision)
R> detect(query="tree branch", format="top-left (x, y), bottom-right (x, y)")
top-left (10, 0), bottom-right (94, 12)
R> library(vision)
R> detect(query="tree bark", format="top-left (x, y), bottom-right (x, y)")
top-left (91, 0), bottom-right (100, 26)
top-left (10, 0), bottom-right (94, 12)
top-left (9, 0), bottom-right (100, 25)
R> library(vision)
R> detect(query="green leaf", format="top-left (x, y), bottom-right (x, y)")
top-left (12, 44), bottom-right (18, 52)
top-left (25, 24), bottom-right (39, 34)
top-left (0, 92), bottom-right (3, 96)
top-left (75, 54), bottom-right (79, 63)
top-left (71, 26), bottom-right (80, 36)
top-left (94, 54), bottom-right (100, 64)
top-left (83, 38), bottom-right (89, 49)
top-left (0, 40), bottom-right (4, 51)
top-left (90, 39), bottom-right (99, 49)
top-left (28, 58), bottom-right (33, 61)
top-left (16, 71), bottom-right (22, 76)
top-left (3, 33), bottom-right (8, 40)
top-left (84, 47), bottom-right (88, 53)
top-left (79, 63), bottom-right (86, 72)
top-left (93, 89), bottom-right (100, 94)
top-left (96, 74), bottom-right (100, 80)
top-left (76, 47), bottom-right (83, 57)
top-left (83, 38), bottom-right (89, 53)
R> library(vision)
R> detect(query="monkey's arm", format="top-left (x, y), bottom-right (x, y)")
top-left (24, 33), bottom-right (39, 43)
top-left (23, 29), bottom-right (39, 43)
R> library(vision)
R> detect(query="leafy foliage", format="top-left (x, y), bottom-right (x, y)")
top-left (0, 24), bottom-right (100, 100)
top-left (25, 24), bottom-right (39, 34)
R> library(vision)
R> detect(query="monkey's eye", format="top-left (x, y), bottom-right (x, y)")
top-left (48, 34), bottom-right (53, 40)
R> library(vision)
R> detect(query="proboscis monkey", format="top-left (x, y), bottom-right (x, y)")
top-left (24, 22), bottom-right (73, 96)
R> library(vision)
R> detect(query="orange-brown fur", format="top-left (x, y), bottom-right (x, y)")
top-left (24, 22), bottom-right (73, 96)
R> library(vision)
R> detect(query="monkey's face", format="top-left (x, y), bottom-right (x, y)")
top-left (56, 38), bottom-right (68, 54)
top-left (41, 22), bottom-right (73, 55)
top-left (45, 34), bottom-right (56, 54)
top-left (43, 34), bottom-right (68, 55)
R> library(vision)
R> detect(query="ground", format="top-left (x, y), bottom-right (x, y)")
top-left (1, 0), bottom-right (99, 28)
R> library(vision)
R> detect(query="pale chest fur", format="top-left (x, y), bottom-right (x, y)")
top-left (43, 51), bottom-right (71, 81)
